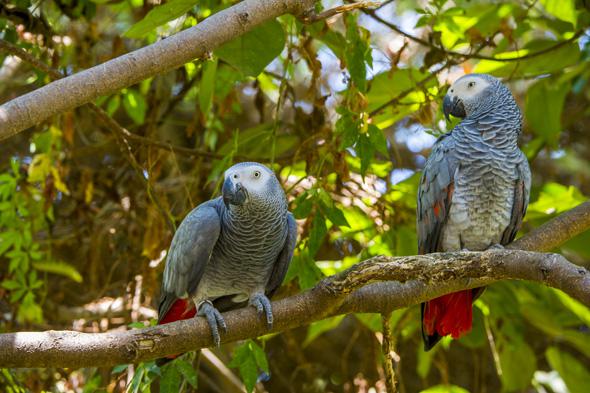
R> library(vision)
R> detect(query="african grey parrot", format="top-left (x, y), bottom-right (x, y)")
top-left (417, 74), bottom-right (531, 350)
top-left (158, 162), bottom-right (297, 356)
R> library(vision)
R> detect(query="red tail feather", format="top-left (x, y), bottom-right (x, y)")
top-left (159, 299), bottom-right (196, 325)
top-left (423, 290), bottom-right (473, 339)
top-left (158, 299), bottom-right (196, 362)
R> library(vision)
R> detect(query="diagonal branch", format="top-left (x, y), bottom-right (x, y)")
top-left (0, 202), bottom-right (588, 369)
top-left (0, 0), bottom-right (317, 139)
top-left (300, 1), bottom-right (380, 23)
top-left (365, 9), bottom-right (583, 62)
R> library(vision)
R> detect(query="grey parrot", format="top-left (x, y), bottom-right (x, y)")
top-left (157, 162), bottom-right (297, 357)
top-left (417, 74), bottom-right (531, 350)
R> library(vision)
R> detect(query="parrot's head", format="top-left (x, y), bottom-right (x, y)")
top-left (443, 74), bottom-right (510, 121)
top-left (222, 162), bottom-right (284, 210)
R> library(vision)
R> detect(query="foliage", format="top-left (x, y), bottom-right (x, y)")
top-left (0, 0), bottom-right (589, 392)
top-left (229, 340), bottom-right (269, 393)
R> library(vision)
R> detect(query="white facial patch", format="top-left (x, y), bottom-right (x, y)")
top-left (225, 164), bottom-right (271, 194)
top-left (448, 75), bottom-right (491, 101)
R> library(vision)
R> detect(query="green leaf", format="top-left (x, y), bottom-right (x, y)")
top-left (336, 107), bottom-right (360, 149)
top-left (160, 363), bottom-right (182, 393)
top-left (344, 14), bottom-right (370, 92)
top-left (474, 40), bottom-right (580, 77)
top-left (112, 364), bottom-right (129, 374)
top-left (498, 339), bottom-right (536, 391)
top-left (124, 0), bottom-right (197, 38)
top-left (1, 279), bottom-right (22, 291)
top-left (540, 0), bottom-right (578, 27)
top-left (368, 124), bottom-right (388, 156)
top-left (106, 95), bottom-right (120, 116)
top-left (554, 291), bottom-right (590, 327)
top-left (304, 315), bottom-right (345, 346)
top-left (356, 133), bottom-right (375, 177)
top-left (123, 89), bottom-right (147, 125)
top-left (367, 69), bottom-right (433, 128)
top-left (33, 260), bottom-right (83, 283)
top-left (215, 19), bottom-right (285, 77)
top-left (521, 298), bottom-right (590, 358)
top-left (286, 251), bottom-right (323, 290)
top-left (81, 374), bottom-right (102, 393)
top-left (526, 182), bottom-right (586, 219)
top-left (419, 385), bottom-right (470, 393)
top-left (457, 306), bottom-right (486, 349)
top-left (229, 340), bottom-right (268, 393)
top-left (17, 291), bottom-right (43, 323)
top-left (323, 205), bottom-right (350, 228)
top-left (216, 124), bottom-right (298, 159)
top-left (250, 341), bottom-right (269, 374)
top-left (309, 213), bottom-right (327, 257)
top-left (292, 192), bottom-right (313, 219)
top-left (175, 359), bottom-right (198, 388)
top-left (355, 313), bottom-right (383, 332)
top-left (0, 230), bottom-right (19, 256)
top-left (546, 346), bottom-right (590, 393)
top-left (525, 79), bottom-right (570, 145)
top-left (199, 58), bottom-right (217, 119)
top-left (416, 346), bottom-right (433, 379)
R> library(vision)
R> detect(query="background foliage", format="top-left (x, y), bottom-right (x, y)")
top-left (1, 0), bottom-right (590, 392)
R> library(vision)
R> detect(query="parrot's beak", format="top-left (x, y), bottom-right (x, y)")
top-left (443, 94), bottom-right (466, 121)
top-left (222, 178), bottom-right (247, 208)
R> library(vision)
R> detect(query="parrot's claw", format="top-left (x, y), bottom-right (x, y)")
top-left (250, 293), bottom-right (273, 330)
top-left (198, 301), bottom-right (226, 347)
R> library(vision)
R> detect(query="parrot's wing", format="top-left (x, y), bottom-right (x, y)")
top-left (417, 134), bottom-right (458, 254)
top-left (158, 200), bottom-right (221, 320)
top-left (501, 152), bottom-right (531, 244)
top-left (265, 212), bottom-right (297, 298)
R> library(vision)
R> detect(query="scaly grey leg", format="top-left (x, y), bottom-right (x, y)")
top-left (249, 293), bottom-right (273, 329)
top-left (197, 300), bottom-right (227, 347)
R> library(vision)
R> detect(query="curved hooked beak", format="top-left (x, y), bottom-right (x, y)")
top-left (443, 94), bottom-right (466, 121)
top-left (222, 177), bottom-right (247, 208)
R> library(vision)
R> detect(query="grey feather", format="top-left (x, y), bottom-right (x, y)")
top-left (158, 162), bottom-right (295, 345)
top-left (418, 74), bottom-right (531, 350)
top-left (266, 212), bottom-right (297, 298)
top-left (158, 200), bottom-right (221, 320)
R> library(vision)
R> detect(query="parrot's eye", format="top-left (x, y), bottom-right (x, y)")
top-left (468, 81), bottom-right (475, 88)
top-left (233, 174), bottom-right (238, 179)
top-left (253, 171), bottom-right (261, 178)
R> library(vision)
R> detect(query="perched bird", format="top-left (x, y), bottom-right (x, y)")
top-left (157, 162), bottom-right (297, 359)
top-left (417, 74), bottom-right (531, 350)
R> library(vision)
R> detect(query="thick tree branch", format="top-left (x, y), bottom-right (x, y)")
top-left (0, 201), bottom-right (589, 368)
top-left (0, 0), bottom-right (317, 138)
top-left (509, 201), bottom-right (590, 252)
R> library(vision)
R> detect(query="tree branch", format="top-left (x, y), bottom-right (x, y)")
top-left (300, 1), bottom-right (380, 23)
top-left (364, 8), bottom-right (583, 62)
top-left (0, 0), bottom-right (317, 139)
top-left (0, 202), bottom-right (589, 368)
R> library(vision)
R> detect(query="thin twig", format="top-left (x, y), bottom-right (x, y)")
top-left (365, 9), bottom-right (583, 62)
top-left (301, 1), bottom-right (380, 23)
top-left (381, 312), bottom-right (397, 393)
top-left (369, 60), bottom-right (455, 117)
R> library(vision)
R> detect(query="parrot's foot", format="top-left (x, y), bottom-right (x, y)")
top-left (250, 293), bottom-right (273, 329)
top-left (197, 300), bottom-right (227, 347)
top-left (487, 243), bottom-right (505, 250)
